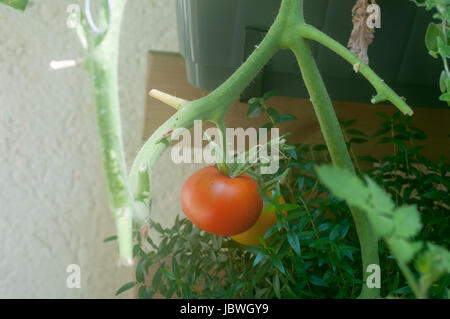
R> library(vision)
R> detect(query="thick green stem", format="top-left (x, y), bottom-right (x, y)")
top-left (290, 37), bottom-right (380, 298)
top-left (84, 0), bottom-right (134, 264)
top-left (298, 24), bottom-right (413, 116)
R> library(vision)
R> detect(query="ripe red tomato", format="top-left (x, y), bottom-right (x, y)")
top-left (181, 166), bottom-right (263, 236)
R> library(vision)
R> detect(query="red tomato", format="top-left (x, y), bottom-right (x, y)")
top-left (181, 166), bottom-right (263, 236)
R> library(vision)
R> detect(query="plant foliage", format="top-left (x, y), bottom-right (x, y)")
top-left (412, 0), bottom-right (450, 105)
top-left (316, 164), bottom-right (450, 298)
top-left (114, 94), bottom-right (449, 299)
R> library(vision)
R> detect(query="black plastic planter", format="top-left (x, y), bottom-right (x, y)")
top-left (175, 0), bottom-right (444, 108)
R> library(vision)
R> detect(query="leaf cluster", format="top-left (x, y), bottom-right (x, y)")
top-left (114, 96), bottom-right (449, 299)
top-left (316, 164), bottom-right (450, 298)
top-left (412, 0), bottom-right (450, 104)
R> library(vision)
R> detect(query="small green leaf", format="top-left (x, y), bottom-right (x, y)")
top-left (316, 165), bottom-right (370, 210)
top-left (309, 275), bottom-right (328, 287)
top-left (266, 107), bottom-right (280, 121)
top-left (425, 23), bottom-right (445, 55)
top-left (278, 114), bottom-right (297, 122)
top-left (278, 203), bottom-right (300, 212)
top-left (365, 177), bottom-right (395, 214)
top-left (346, 129), bottom-right (367, 137)
top-left (367, 213), bottom-right (394, 240)
top-left (253, 252), bottom-right (266, 266)
top-left (115, 281), bottom-right (137, 296)
top-left (270, 255), bottom-right (286, 274)
top-left (247, 102), bottom-right (265, 118)
top-left (135, 259), bottom-right (145, 283)
top-left (349, 137), bottom-right (368, 144)
top-left (388, 238), bottom-right (422, 264)
top-left (262, 89), bottom-right (278, 100)
top-left (440, 70), bottom-right (447, 93)
top-left (393, 205), bottom-right (422, 238)
top-left (439, 92), bottom-right (450, 102)
top-left (287, 231), bottom-right (301, 256)
top-left (248, 97), bottom-right (260, 104)
top-left (273, 274), bottom-right (281, 298)
top-left (416, 244), bottom-right (450, 279)
top-left (103, 235), bottom-right (118, 242)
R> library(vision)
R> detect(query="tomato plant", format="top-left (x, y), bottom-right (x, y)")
top-left (9, 0), bottom-right (442, 299)
top-left (117, 109), bottom-right (449, 299)
top-left (181, 166), bottom-right (263, 236)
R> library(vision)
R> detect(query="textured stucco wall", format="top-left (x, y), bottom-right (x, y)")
top-left (0, 0), bottom-right (178, 298)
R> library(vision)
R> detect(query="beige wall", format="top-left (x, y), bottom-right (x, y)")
top-left (0, 0), bottom-right (178, 298)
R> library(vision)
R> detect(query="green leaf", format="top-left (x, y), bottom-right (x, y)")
top-left (439, 92), bottom-right (450, 102)
top-left (0, 0), bottom-right (29, 11)
top-left (309, 275), bottom-right (328, 287)
top-left (262, 89), bottom-right (278, 100)
top-left (425, 23), bottom-right (445, 55)
top-left (270, 255), bottom-right (286, 274)
top-left (253, 252), bottom-right (266, 266)
top-left (266, 107), bottom-right (280, 121)
top-left (388, 238), bottom-right (422, 264)
top-left (316, 165), bottom-right (370, 210)
top-left (365, 177), bottom-right (395, 214)
top-left (247, 102), bottom-right (265, 118)
top-left (287, 231), bottom-right (301, 256)
top-left (115, 281), bottom-right (137, 296)
top-left (346, 129), bottom-right (367, 137)
top-left (416, 244), bottom-right (450, 280)
top-left (152, 264), bottom-right (164, 290)
top-left (273, 274), bottom-right (281, 298)
top-left (261, 122), bottom-right (273, 130)
top-left (372, 125), bottom-right (391, 138)
top-left (138, 285), bottom-right (147, 299)
top-left (366, 212), bottom-right (394, 240)
top-left (103, 235), bottom-right (118, 242)
top-left (393, 205), bottom-right (422, 238)
top-left (278, 114), bottom-right (297, 122)
top-left (248, 97), bottom-right (261, 104)
top-left (277, 203), bottom-right (300, 212)
top-left (440, 70), bottom-right (447, 93)
top-left (135, 259), bottom-right (145, 283)
top-left (261, 168), bottom-right (290, 191)
top-left (349, 137), bottom-right (368, 144)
